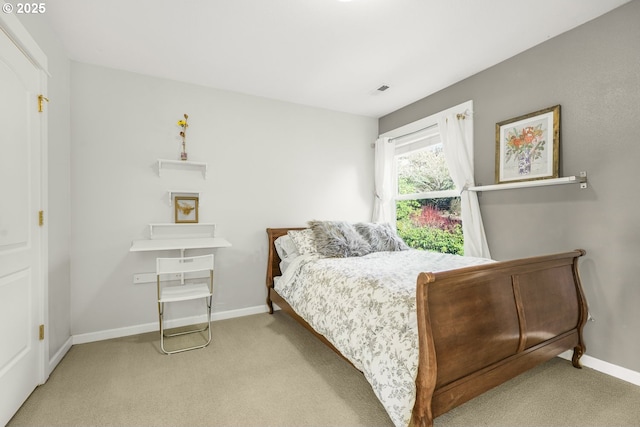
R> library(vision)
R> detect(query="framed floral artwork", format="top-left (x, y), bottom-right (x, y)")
top-left (174, 196), bottom-right (199, 224)
top-left (495, 105), bottom-right (560, 184)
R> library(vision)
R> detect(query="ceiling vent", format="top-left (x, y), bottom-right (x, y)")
top-left (377, 85), bottom-right (390, 92)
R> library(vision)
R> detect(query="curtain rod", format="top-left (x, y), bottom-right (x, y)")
top-left (375, 108), bottom-right (472, 146)
top-left (387, 122), bottom-right (438, 143)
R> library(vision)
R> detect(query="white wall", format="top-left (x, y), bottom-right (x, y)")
top-left (70, 62), bottom-right (377, 336)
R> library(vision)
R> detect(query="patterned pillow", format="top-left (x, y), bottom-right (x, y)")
top-left (287, 229), bottom-right (318, 255)
top-left (354, 222), bottom-right (410, 252)
top-left (308, 220), bottom-right (372, 258)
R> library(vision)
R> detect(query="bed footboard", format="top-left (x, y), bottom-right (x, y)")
top-left (412, 250), bottom-right (588, 427)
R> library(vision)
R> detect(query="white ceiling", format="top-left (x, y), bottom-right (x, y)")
top-left (45, 0), bottom-right (630, 118)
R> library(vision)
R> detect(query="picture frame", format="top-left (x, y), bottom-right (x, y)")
top-left (495, 105), bottom-right (560, 184)
top-left (174, 196), bottom-right (199, 224)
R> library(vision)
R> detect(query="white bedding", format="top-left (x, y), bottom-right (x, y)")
top-left (274, 249), bottom-right (493, 427)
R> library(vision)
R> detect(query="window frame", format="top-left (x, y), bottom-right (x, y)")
top-left (378, 101), bottom-right (472, 255)
top-left (393, 141), bottom-right (459, 202)
top-left (381, 100), bottom-right (472, 212)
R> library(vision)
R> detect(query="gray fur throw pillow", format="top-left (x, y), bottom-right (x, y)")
top-left (354, 222), bottom-right (410, 252)
top-left (308, 220), bottom-right (372, 258)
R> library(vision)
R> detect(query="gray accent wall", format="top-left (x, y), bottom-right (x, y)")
top-left (379, 0), bottom-right (640, 373)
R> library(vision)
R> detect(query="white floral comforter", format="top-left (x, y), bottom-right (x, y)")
top-left (275, 250), bottom-right (493, 427)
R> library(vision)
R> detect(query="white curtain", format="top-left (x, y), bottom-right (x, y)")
top-left (438, 114), bottom-right (491, 259)
top-left (372, 136), bottom-right (396, 226)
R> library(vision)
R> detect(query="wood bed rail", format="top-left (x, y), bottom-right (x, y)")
top-left (412, 249), bottom-right (588, 427)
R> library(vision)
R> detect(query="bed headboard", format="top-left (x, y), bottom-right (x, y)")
top-left (266, 227), bottom-right (306, 288)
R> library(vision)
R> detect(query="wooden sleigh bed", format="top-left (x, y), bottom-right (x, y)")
top-left (265, 227), bottom-right (589, 427)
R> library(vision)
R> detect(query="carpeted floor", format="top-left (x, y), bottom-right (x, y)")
top-left (8, 312), bottom-right (640, 426)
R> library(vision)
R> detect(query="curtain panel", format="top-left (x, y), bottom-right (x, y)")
top-left (372, 137), bottom-right (396, 227)
top-left (437, 114), bottom-right (491, 259)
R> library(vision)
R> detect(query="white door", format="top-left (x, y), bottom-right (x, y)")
top-left (0, 25), bottom-right (45, 426)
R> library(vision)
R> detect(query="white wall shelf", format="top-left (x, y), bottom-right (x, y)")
top-left (157, 159), bottom-right (207, 178)
top-left (130, 236), bottom-right (231, 252)
top-left (167, 190), bottom-right (202, 205)
top-left (468, 172), bottom-right (587, 192)
top-left (148, 223), bottom-right (216, 240)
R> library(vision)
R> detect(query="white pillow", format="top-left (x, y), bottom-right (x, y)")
top-left (279, 255), bottom-right (296, 274)
top-left (274, 235), bottom-right (299, 259)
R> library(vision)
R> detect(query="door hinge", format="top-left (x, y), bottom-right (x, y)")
top-left (38, 94), bottom-right (49, 113)
top-left (39, 324), bottom-right (45, 340)
top-left (38, 210), bottom-right (44, 226)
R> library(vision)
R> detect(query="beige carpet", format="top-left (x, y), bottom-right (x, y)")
top-left (8, 312), bottom-right (640, 427)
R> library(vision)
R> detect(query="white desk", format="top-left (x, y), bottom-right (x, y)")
top-left (130, 236), bottom-right (231, 284)
top-left (130, 237), bottom-right (232, 254)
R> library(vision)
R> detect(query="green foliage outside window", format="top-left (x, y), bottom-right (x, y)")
top-left (395, 146), bottom-right (464, 255)
top-left (396, 200), bottom-right (463, 255)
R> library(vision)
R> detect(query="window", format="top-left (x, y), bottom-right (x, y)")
top-left (392, 126), bottom-right (463, 255)
top-left (375, 100), bottom-right (489, 258)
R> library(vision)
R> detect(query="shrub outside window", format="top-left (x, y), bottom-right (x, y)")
top-left (394, 140), bottom-right (463, 255)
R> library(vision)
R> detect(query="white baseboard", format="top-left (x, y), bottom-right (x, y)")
top-left (49, 336), bottom-right (73, 369)
top-left (46, 336), bottom-right (73, 378)
top-left (71, 304), bottom-right (270, 345)
top-left (558, 350), bottom-right (640, 386)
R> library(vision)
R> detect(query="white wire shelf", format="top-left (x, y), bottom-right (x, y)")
top-left (468, 172), bottom-right (587, 192)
